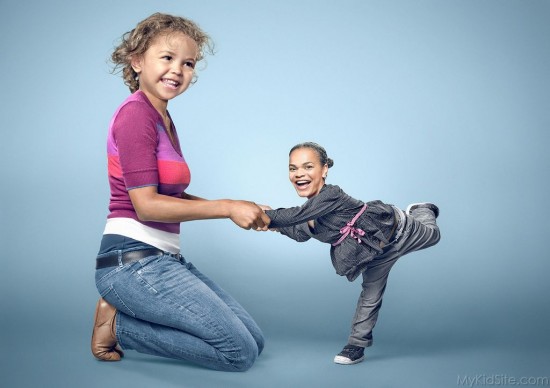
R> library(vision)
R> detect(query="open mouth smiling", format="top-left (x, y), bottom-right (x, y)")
top-left (295, 180), bottom-right (310, 187)
top-left (162, 78), bottom-right (181, 89)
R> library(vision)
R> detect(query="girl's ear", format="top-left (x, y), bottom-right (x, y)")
top-left (322, 164), bottom-right (329, 179)
top-left (131, 55), bottom-right (143, 74)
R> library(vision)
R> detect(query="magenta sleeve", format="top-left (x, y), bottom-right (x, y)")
top-left (113, 101), bottom-right (160, 189)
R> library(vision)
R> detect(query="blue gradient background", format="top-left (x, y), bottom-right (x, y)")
top-left (1, 1), bottom-right (549, 387)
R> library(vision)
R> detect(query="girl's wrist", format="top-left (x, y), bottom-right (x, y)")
top-left (219, 199), bottom-right (234, 218)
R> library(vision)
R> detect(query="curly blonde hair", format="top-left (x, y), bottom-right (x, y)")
top-left (111, 13), bottom-right (214, 93)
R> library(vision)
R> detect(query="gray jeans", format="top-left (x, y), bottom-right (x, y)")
top-left (348, 205), bottom-right (440, 347)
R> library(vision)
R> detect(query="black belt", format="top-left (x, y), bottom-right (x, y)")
top-left (95, 248), bottom-right (180, 269)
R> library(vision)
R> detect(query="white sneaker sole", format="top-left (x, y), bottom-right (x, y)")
top-left (333, 355), bottom-right (365, 365)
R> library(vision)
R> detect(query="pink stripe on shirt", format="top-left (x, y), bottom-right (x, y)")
top-left (106, 91), bottom-right (191, 234)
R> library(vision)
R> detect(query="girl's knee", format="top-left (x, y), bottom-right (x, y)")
top-left (227, 340), bottom-right (258, 372)
top-left (431, 227), bottom-right (441, 245)
top-left (422, 226), bottom-right (441, 250)
top-left (254, 332), bottom-right (265, 356)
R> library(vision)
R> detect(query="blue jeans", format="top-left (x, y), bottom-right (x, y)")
top-left (95, 237), bottom-right (264, 371)
top-left (348, 206), bottom-right (441, 347)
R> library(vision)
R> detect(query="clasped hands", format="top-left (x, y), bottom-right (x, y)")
top-left (228, 201), bottom-right (273, 231)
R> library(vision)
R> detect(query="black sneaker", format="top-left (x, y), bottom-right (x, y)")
top-left (333, 345), bottom-right (365, 365)
top-left (406, 202), bottom-right (439, 218)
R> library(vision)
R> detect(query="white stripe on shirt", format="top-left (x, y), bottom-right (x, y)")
top-left (103, 218), bottom-right (180, 254)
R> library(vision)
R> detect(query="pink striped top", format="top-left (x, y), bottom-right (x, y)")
top-left (106, 91), bottom-right (190, 234)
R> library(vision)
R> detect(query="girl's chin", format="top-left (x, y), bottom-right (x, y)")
top-left (295, 189), bottom-right (314, 198)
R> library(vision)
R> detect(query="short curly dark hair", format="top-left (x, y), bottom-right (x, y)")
top-left (111, 13), bottom-right (214, 92)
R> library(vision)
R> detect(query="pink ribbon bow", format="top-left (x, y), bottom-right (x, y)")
top-left (332, 204), bottom-right (368, 246)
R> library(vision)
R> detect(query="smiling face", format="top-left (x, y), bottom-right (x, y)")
top-left (289, 147), bottom-right (329, 199)
top-left (131, 31), bottom-right (198, 113)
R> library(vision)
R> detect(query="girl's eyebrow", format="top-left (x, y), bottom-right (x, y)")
top-left (289, 162), bottom-right (314, 168)
top-left (158, 49), bottom-right (175, 55)
top-left (157, 50), bottom-right (195, 60)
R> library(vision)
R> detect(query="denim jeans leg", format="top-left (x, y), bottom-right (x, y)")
top-left (186, 262), bottom-right (265, 355)
top-left (347, 210), bottom-right (440, 347)
top-left (399, 208), bottom-right (440, 255)
top-left (347, 248), bottom-right (400, 347)
top-left (95, 254), bottom-right (260, 371)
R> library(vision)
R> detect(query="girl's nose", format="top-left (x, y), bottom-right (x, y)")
top-left (171, 65), bottom-right (183, 75)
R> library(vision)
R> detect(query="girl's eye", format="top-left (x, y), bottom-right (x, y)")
top-left (185, 61), bottom-right (196, 68)
top-left (162, 56), bottom-right (172, 61)
top-left (306, 165), bottom-right (313, 170)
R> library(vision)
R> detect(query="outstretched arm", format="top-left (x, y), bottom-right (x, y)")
top-left (181, 192), bottom-right (206, 201)
top-left (265, 185), bottom-right (342, 228)
top-left (278, 223), bottom-right (312, 242)
top-left (257, 204), bottom-right (312, 241)
top-left (129, 186), bottom-right (271, 230)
